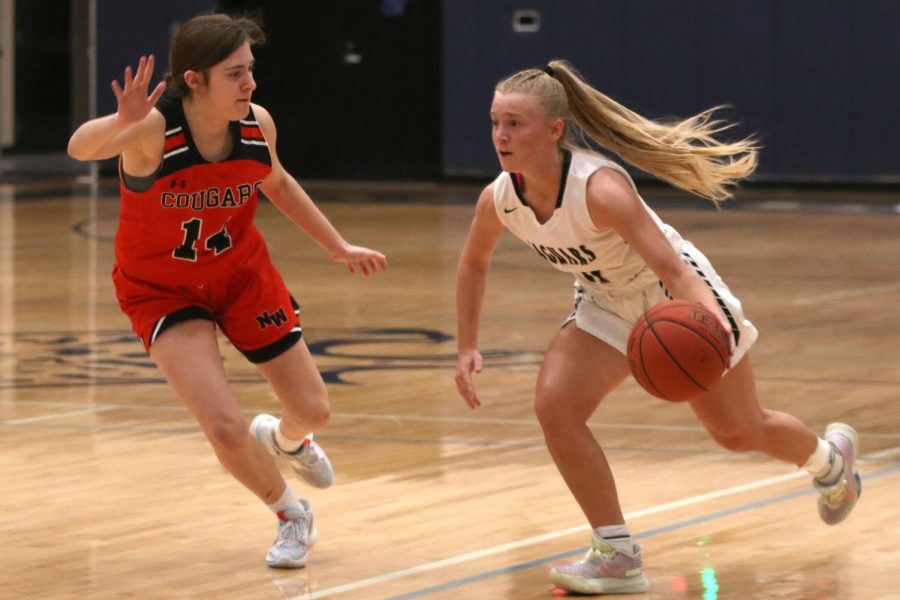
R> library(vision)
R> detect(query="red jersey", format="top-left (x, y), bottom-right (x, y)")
top-left (116, 92), bottom-right (273, 285)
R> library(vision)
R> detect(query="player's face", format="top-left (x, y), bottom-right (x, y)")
top-left (198, 42), bottom-right (257, 120)
top-left (490, 92), bottom-right (561, 173)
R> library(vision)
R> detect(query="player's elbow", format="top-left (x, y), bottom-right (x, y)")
top-left (67, 138), bottom-right (92, 162)
top-left (66, 141), bottom-right (82, 161)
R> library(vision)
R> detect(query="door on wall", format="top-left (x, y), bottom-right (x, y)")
top-left (220, 0), bottom-right (441, 180)
top-left (11, 0), bottom-right (71, 153)
top-left (0, 0), bottom-right (14, 150)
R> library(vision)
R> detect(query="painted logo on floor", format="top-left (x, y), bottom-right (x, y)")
top-left (0, 327), bottom-right (541, 389)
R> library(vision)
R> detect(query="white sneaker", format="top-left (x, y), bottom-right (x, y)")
top-left (814, 422), bottom-right (861, 525)
top-left (251, 414), bottom-right (335, 489)
top-left (550, 534), bottom-right (650, 594)
top-left (267, 500), bottom-right (318, 569)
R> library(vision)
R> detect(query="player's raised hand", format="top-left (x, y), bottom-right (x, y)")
top-left (111, 55), bottom-right (166, 127)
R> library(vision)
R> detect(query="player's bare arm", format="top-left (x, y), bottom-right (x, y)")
top-left (255, 104), bottom-right (387, 275)
top-left (586, 168), bottom-right (722, 320)
top-left (455, 185), bottom-right (505, 408)
top-left (67, 55), bottom-right (166, 168)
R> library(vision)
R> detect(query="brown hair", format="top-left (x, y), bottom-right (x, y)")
top-left (165, 13), bottom-right (265, 98)
top-left (496, 61), bottom-right (759, 201)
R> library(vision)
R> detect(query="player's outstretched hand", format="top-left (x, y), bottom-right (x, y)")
top-left (111, 55), bottom-right (166, 127)
top-left (455, 349), bottom-right (483, 409)
top-left (332, 244), bottom-right (388, 276)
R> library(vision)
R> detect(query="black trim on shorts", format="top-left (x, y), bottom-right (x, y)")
top-left (241, 295), bottom-right (302, 363)
top-left (668, 254), bottom-right (741, 346)
top-left (241, 329), bottom-right (303, 364)
top-left (152, 306), bottom-right (215, 344)
top-left (151, 298), bottom-right (302, 362)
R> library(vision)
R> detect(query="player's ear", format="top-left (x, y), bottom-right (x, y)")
top-left (551, 117), bottom-right (564, 140)
top-left (183, 70), bottom-right (204, 91)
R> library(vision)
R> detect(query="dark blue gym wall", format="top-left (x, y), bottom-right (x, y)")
top-left (95, 0), bottom-right (218, 119)
top-left (442, 0), bottom-right (900, 182)
top-left (86, 1), bottom-right (900, 183)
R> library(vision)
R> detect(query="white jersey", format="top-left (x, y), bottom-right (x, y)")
top-left (491, 150), bottom-right (757, 364)
top-left (492, 150), bottom-right (682, 301)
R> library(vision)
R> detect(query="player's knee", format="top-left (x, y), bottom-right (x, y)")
top-left (533, 393), bottom-right (554, 429)
top-left (283, 391), bottom-right (330, 431)
top-left (204, 414), bottom-right (250, 454)
top-left (707, 427), bottom-right (757, 453)
top-left (534, 393), bottom-right (574, 435)
top-left (304, 401), bottom-right (330, 430)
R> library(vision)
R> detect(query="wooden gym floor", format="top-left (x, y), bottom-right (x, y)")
top-left (1, 177), bottom-right (899, 599)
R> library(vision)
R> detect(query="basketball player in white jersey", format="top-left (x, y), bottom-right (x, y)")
top-left (454, 61), bottom-right (860, 595)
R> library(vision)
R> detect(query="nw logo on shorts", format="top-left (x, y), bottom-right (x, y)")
top-left (256, 307), bottom-right (289, 330)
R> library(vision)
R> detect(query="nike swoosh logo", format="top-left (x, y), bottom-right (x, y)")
top-left (504, 207), bottom-right (519, 213)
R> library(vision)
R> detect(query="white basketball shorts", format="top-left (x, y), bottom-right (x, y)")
top-left (565, 241), bottom-right (758, 367)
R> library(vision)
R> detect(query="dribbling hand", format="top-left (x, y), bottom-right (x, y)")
top-left (111, 55), bottom-right (166, 127)
top-left (698, 299), bottom-right (736, 355)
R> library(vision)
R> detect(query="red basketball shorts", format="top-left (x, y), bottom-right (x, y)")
top-left (113, 243), bottom-right (301, 363)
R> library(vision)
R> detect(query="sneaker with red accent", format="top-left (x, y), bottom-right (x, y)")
top-left (267, 500), bottom-right (318, 568)
top-left (251, 414), bottom-right (334, 489)
top-left (814, 422), bottom-right (861, 525)
top-left (550, 534), bottom-right (650, 594)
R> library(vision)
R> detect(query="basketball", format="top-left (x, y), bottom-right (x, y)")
top-left (626, 300), bottom-right (733, 402)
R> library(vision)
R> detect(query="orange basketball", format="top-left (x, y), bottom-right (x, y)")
top-left (626, 300), bottom-right (733, 402)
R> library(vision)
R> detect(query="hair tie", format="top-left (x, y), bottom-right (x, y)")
top-left (542, 64), bottom-right (556, 78)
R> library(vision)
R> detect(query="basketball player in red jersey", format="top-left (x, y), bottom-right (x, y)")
top-left (68, 14), bottom-right (386, 568)
top-left (454, 62), bottom-right (860, 594)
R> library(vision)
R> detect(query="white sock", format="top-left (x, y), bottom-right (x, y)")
top-left (267, 486), bottom-right (302, 520)
top-left (593, 524), bottom-right (634, 555)
top-left (274, 423), bottom-right (307, 455)
top-left (803, 437), bottom-right (843, 484)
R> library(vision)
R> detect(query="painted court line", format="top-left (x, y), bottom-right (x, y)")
top-left (6, 400), bottom-right (900, 449)
top-left (865, 445), bottom-right (900, 460)
top-left (0, 399), bottom-right (709, 433)
top-left (330, 411), bottom-right (707, 433)
top-left (3, 405), bottom-right (116, 425)
top-left (5, 398), bottom-right (900, 441)
top-left (307, 470), bottom-right (808, 599)
top-left (7, 399), bottom-right (900, 440)
top-left (792, 282), bottom-right (900, 306)
top-left (386, 464), bottom-right (900, 600)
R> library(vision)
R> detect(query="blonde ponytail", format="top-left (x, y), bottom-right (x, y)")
top-left (496, 61), bottom-right (759, 201)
